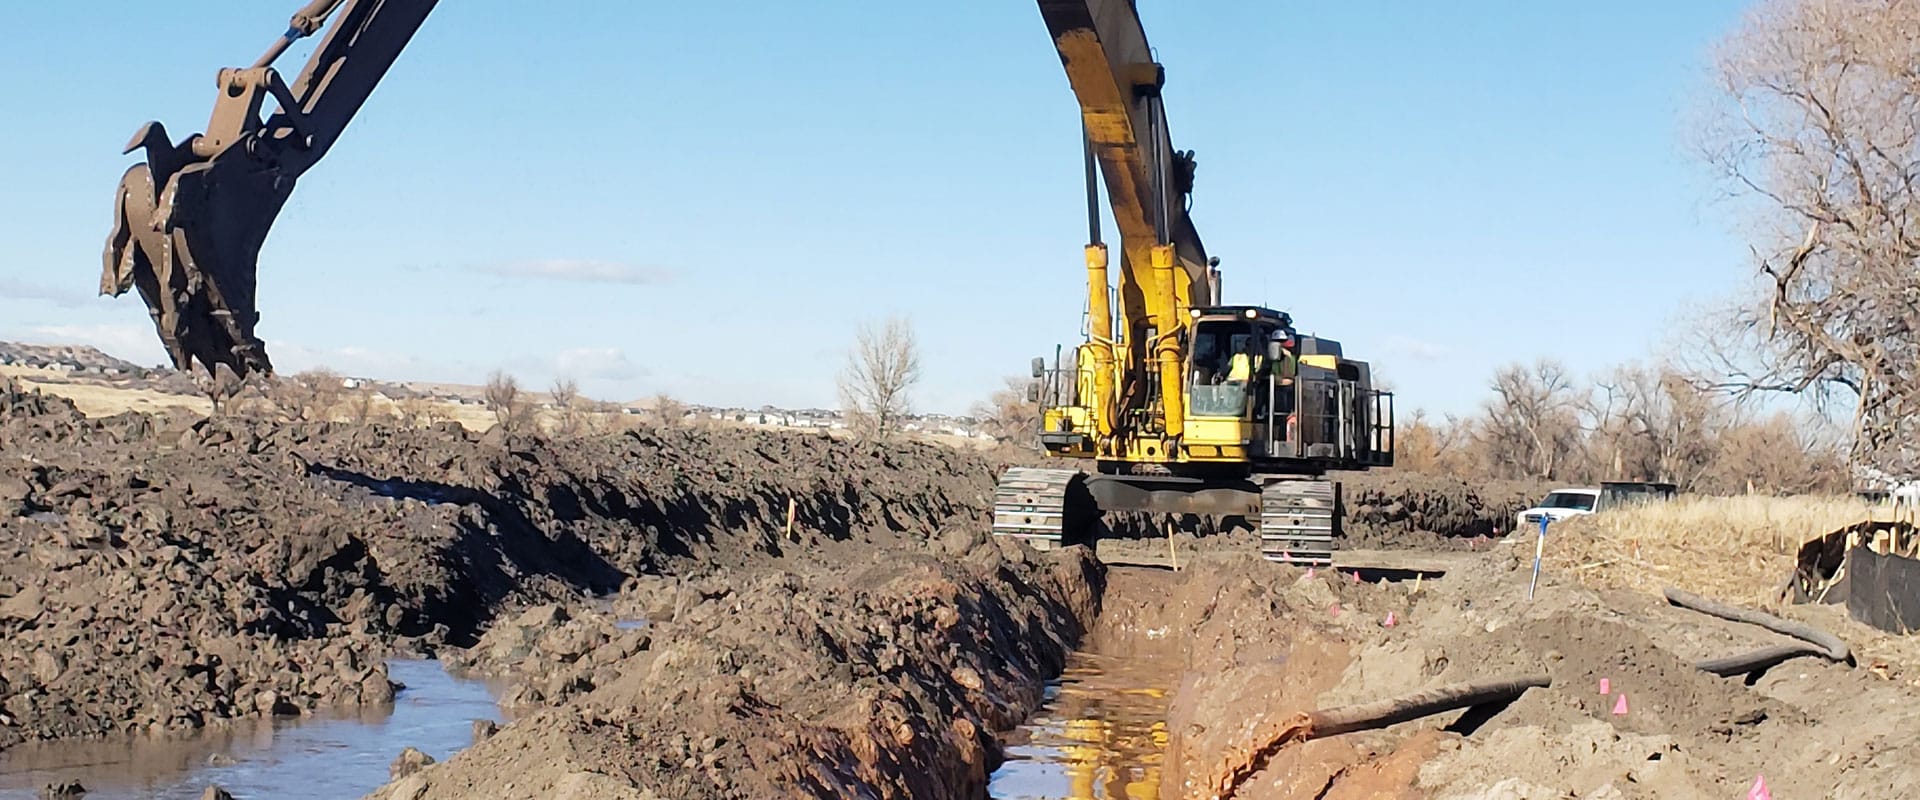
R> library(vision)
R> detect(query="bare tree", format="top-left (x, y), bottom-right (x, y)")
top-left (549, 376), bottom-right (583, 438)
top-left (1394, 410), bottom-right (1473, 475)
top-left (282, 367), bottom-right (344, 421)
top-left (1586, 365), bottom-right (1723, 486)
top-left (1474, 360), bottom-right (1585, 480)
top-left (398, 396), bottom-right (445, 428)
top-left (485, 370), bottom-right (527, 432)
top-left (1698, 0), bottom-right (1920, 478)
top-left (651, 392), bottom-right (687, 427)
top-left (1698, 411), bottom-right (1851, 495)
top-left (838, 316), bottom-right (921, 440)
top-left (972, 376), bottom-right (1042, 448)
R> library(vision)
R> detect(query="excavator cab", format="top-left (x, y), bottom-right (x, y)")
top-left (1175, 306), bottom-right (1394, 472)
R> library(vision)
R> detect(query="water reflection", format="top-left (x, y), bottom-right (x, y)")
top-left (990, 652), bottom-right (1174, 800)
top-left (0, 660), bottom-right (501, 800)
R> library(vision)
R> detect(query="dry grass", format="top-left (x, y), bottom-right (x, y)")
top-left (1546, 495), bottom-right (1873, 607)
top-left (1, 365), bottom-right (212, 417)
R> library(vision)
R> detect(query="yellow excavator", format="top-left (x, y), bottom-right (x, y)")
top-left (99, 0), bottom-right (1393, 565)
top-left (995, 2), bottom-right (1394, 564)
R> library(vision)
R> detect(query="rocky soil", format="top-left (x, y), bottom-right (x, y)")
top-left (0, 379), bottom-right (994, 752)
top-left (13, 373), bottom-right (1920, 800)
top-left (1080, 541), bottom-right (1920, 799)
top-left (1340, 471), bottom-right (1547, 550)
top-left (386, 541), bottom-right (1103, 799)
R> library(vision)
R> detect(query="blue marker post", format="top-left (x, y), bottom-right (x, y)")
top-left (1527, 515), bottom-right (1549, 600)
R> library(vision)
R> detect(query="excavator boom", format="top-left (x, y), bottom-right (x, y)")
top-left (1037, 0), bottom-right (1212, 300)
top-left (996, 1), bottom-right (1394, 564)
top-left (102, 0), bottom-right (438, 377)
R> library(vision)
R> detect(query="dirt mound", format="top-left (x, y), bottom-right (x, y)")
top-left (370, 543), bottom-right (1104, 800)
top-left (1340, 472), bottom-right (1546, 550)
top-left (0, 382), bottom-right (999, 751)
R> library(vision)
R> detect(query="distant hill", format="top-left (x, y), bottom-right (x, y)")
top-left (0, 341), bottom-right (147, 374)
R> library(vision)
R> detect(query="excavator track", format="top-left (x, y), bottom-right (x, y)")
top-left (1260, 479), bottom-right (1339, 566)
top-left (991, 467), bottom-right (1085, 551)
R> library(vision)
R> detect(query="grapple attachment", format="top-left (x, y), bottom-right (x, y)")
top-left (103, 122), bottom-right (282, 377)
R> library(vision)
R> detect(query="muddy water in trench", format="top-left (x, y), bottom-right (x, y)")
top-left (0, 660), bottom-right (501, 800)
top-left (990, 650), bottom-right (1178, 800)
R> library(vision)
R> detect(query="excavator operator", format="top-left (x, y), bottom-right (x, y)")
top-left (1225, 337), bottom-right (1262, 384)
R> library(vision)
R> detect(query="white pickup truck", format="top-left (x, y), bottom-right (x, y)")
top-left (1515, 482), bottom-right (1676, 531)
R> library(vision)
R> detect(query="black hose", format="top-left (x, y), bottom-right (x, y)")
top-left (1664, 586), bottom-right (1853, 673)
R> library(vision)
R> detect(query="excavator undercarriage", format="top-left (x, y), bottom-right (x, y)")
top-left (990, 468), bottom-right (1345, 566)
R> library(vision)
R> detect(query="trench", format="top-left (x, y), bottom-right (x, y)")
top-left (989, 650), bottom-right (1179, 800)
top-left (988, 565), bottom-right (1186, 800)
top-left (0, 660), bottom-right (501, 799)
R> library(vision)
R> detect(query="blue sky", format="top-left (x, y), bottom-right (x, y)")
top-left (0, 1), bottom-right (1755, 414)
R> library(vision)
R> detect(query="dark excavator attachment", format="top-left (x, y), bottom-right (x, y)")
top-left (100, 0), bottom-right (438, 377)
top-left (104, 126), bottom-right (281, 377)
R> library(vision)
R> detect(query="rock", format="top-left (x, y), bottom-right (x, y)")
top-left (938, 525), bottom-right (986, 557)
top-left (206, 753), bottom-right (237, 767)
top-left (553, 771), bottom-right (650, 800)
top-left (31, 650), bottom-right (67, 683)
top-left (0, 476), bottom-right (30, 502)
top-left (512, 604), bottom-right (569, 631)
top-left (386, 774), bottom-right (429, 800)
top-left (360, 672), bottom-right (396, 705)
top-left (390, 746), bottom-right (436, 779)
top-left (472, 718), bottom-right (499, 743)
top-left (200, 786), bottom-right (235, 800)
top-left (39, 780), bottom-right (86, 799)
top-left (254, 690), bottom-right (280, 716)
top-left (1, 586), bottom-right (46, 623)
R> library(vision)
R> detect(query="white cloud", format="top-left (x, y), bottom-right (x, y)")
top-left (274, 342), bottom-right (427, 376)
top-left (1383, 335), bottom-right (1453, 361)
top-left (477, 259), bottom-right (672, 286)
top-left (1, 279), bottom-right (96, 309)
top-left (26, 323), bottom-right (168, 366)
top-left (553, 347), bottom-right (645, 381)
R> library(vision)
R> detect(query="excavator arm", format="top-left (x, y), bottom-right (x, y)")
top-left (102, 0), bottom-right (438, 377)
top-left (1036, 0), bottom-right (1215, 445)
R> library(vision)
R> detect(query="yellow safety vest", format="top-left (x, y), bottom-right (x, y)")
top-left (1227, 353), bottom-right (1255, 382)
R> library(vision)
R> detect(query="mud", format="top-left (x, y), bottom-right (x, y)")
top-left (1340, 472), bottom-right (1547, 550)
top-left (364, 543), bottom-right (1103, 799)
top-left (14, 373), bottom-right (1920, 800)
top-left (1091, 546), bottom-right (1920, 799)
top-left (0, 379), bottom-right (996, 753)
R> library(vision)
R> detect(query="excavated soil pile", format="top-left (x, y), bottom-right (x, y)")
top-left (1117, 545), bottom-right (1920, 799)
top-left (0, 380), bottom-right (996, 751)
top-left (369, 543), bottom-right (1104, 800)
top-left (1339, 472), bottom-right (1546, 550)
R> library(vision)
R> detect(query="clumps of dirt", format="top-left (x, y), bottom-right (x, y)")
top-left (1096, 544), bottom-right (1920, 800)
top-left (1340, 472), bottom-right (1547, 550)
top-left (1434, 617), bottom-right (1789, 742)
top-left (440, 603), bottom-right (646, 714)
top-left (368, 542), bottom-right (1105, 800)
top-left (0, 382), bottom-right (1000, 751)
